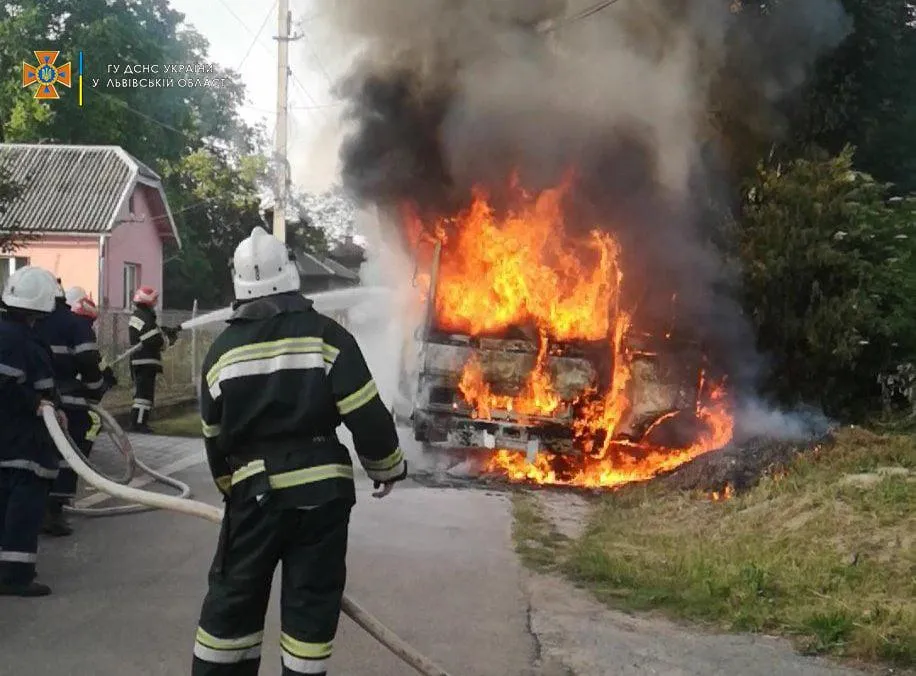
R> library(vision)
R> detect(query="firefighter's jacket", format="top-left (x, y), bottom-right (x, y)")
top-left (199, 292), bottom-right (406, 507)
top-left (0, 316), bottom-right (60, 480)
top-left (129, 304), bottom-right (165, 372)
top-left (34, 299), bottom-right (105, 409)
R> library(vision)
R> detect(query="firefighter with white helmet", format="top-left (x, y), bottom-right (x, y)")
top-left (0, 266), bottom-right (65, 596)
top-left (64, 285), bottom-right (87, 307)
top-left (127, 286), bottom-right (179, 433)
top-left (191, 226), bottom-right (407, 674)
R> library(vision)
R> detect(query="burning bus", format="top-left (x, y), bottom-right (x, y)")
top-left (393, 178), bottom-right (734, 488)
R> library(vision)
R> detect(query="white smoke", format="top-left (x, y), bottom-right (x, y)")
top-left (733, 398), bottom-right (834, 443)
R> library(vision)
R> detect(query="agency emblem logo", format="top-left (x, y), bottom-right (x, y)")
top-left (22, 51), bottom-right (72, 100)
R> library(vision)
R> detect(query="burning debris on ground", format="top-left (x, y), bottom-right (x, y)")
top-left (329, 0), bottom-right (849, 492)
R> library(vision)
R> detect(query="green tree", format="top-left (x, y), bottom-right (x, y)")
top-left (0, 0), bottom-right (272, 308)
top-left (738, 146), bottom-right (916, 417)
top-left (162, 148), bottom-right (268, 309)
top-left (786, 0), bottom-right (916, 190)
top-left (285, 192), bottom-right (331, 257)
top-left (0, 0), bottom-right (251, 159)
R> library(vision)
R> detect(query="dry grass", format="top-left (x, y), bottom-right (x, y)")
top-left (515, 428), bottom-right (916, 667)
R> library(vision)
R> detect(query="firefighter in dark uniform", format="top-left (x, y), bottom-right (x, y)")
top-left (191, 227), bottom-right (407, 675)
top-left (128, 286), bottom-right (178, 433)
top-left (0, 266), bottom-right (66, 597)
top-left (66, 292), bottom-right (113, 475)
top-left (34, 284), bottom-right (113, 536)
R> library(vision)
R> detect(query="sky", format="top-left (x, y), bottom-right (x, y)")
top-left (168, 0), bottom-right (347, 192)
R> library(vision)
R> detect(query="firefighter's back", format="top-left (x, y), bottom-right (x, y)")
top-left (203, 299), bottom-right (341, 451)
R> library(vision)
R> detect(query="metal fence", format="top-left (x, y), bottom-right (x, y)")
top-left (96, 305), bottom-right (224, 390)
top-left (95, 304), bottom-right (352, 390)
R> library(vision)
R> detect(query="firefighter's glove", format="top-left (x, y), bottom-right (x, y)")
top-left (372, 460), bottom-right (408, 499)
top-left (163, 326), bottom-right (180, 344)
top-left (102, 367), bottom-right (118, 388)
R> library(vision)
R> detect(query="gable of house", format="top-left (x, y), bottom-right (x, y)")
top-left (295, 250), bottom-right (360, 283)
top-left (0, 143), bottom-right (179, 245)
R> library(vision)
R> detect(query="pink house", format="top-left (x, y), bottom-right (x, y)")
top-left (0, 143), bottom-right (180, 309)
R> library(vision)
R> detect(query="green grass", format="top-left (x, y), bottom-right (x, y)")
top-left (152, 410), bottom-right (202, 437)
top-left (511, 494), bottom-right (570, 572)
top-left (516, 428), bottom-right (916, 668)
top-left (98, 331), bottom-right (211, 414)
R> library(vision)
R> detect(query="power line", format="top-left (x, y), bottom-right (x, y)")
top-left (242, 101), bottom-right (343, 114)
top-left (543, 0), bottom-right (624, 31)
top-left (94, 90), bottom-right (203, 145)
top-left (292, 102), bottom-right (343, 110)
top-left (287, 68), bottom-right (327, 122)
top-left (216, 0), bottom-right (262, 43)
top-left (300, 27), bottom-right (333, 89)
top-left (236, 0), bottom-right (278, 71)
top-left (117, 196), bottom-right (227, 225)
top-left (288, 68), bottom-right (319, 107)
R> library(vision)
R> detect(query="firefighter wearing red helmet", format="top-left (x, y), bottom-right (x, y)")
top-left (33, 285), bottom-right (114, 536)
top-left (127, 286), bottom-right (178, 433)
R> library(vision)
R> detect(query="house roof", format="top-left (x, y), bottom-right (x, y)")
top-left (322, 256), bottom-right (360, 280)
top-left (329, 237), bottom-right (366, 264)
top-left (295, 251), bottom-right (360, 282)
top-left (0, 143), bottom-right (180, 246)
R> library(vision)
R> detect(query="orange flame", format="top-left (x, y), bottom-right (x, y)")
top-left (405, 175), bottom-right (734, 488)
top-left (411, 177), bottom-right (619, 342)
top-left (708, 483), bottom-right (735, 501)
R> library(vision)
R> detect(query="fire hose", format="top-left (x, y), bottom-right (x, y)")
top-left (41, 407), bottom-right (453, 676)
top-left (63, 404), bottom-right (193, 517)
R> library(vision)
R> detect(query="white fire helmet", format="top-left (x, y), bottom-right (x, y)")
top-left (2, 266), bottom-right (59, 314)
top-left (65, 286), bottom-right (88, 308)
top-left (231, 226), bottom-right (300, 301)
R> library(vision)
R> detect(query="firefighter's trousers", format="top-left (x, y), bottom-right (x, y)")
top-left (0, 468), bottom-right (51, 586)
top-left (192, 495), bottom-right (351, 676)
top-left (50, 409), bottom-right (100, 503)
top-left (131, 366), bottom-right (157, 425)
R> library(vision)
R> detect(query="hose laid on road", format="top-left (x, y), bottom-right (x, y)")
top-left (41, 407), bottom-right (453, 676)
top-left (63, 404), bottom-right (193, 517)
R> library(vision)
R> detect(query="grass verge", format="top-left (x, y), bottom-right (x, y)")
top-left (152, 410), bottom-right (203, 438)
top-left (518, 427), bottom-right (916, 668)
top-left (512, 493), bottom-right (570, 572)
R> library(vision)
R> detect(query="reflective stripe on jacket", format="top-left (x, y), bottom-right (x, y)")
top-left (128, 305), bottom-right (165, 371)
top-left (199, 292), bottom-right (405, 506)
top-left (0, 317), bottom-right (60, 478)
top-left (34, 300), bottom-right (105, 407)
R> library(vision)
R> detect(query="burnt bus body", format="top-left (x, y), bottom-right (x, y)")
top-left (400, 243), bottom-right (706, 457)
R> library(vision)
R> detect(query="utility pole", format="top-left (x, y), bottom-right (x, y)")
top-left (273, 0), bottom-right (292, 242)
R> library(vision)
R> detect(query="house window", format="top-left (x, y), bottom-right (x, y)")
top-left (128, 192), bottom-right (135, 215)
top-left (123, 262), bottom-right (140, 308)
top-left (0, 256), bottom-right (29, 290)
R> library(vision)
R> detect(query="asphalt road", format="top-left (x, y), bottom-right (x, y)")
top-left (0, 436), bottom-right (538, 676)
top-left (0, 432), bottom-right (872, 676)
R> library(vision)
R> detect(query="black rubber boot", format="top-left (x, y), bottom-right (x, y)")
top-left (131, 421), bottom-right (154, 434)
top-left (42, 501), bottom-right (73, 537)
top-left (130, 408), bottom-right (154, 434)
top-left (0, 581), bottom-right (52, 597)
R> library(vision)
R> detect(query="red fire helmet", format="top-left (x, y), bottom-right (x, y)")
top-left (133, 286), bottom-right (159, 305)
top-left (71, 297), bottom-right (99, 321)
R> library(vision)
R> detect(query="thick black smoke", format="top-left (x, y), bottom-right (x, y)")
top-left (331, 0), bottom-right (850, 395)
